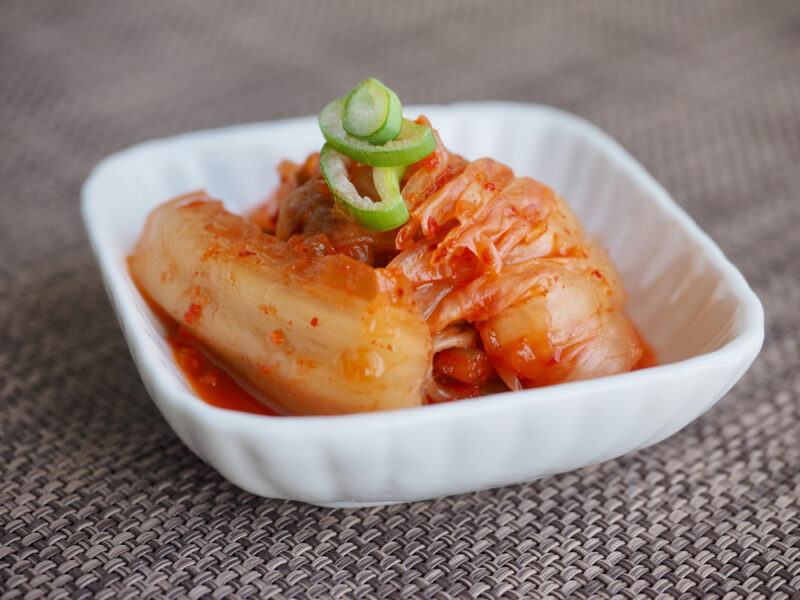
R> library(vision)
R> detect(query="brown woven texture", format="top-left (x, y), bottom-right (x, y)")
top-left (1, 1), bottom-right (799, 598)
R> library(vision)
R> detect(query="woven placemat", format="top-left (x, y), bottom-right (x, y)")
top-left (1, 1), bottom-right (799, 598)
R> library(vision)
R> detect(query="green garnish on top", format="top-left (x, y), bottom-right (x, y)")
top-left (317, 79), bottom-right (435, 230)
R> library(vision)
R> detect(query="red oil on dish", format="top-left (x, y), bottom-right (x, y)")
top-left (131, 272), bottom-right (279, 415)
top-left (634, 332), bottom-right (658, 370)
top-left (166, 326), bottom-right (279, 416)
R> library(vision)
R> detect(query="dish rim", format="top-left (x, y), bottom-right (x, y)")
top-left (81, 101), bottom-right (765, 429)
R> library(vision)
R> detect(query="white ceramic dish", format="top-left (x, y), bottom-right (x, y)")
top-left (81, 102), bottom-right (763, 507)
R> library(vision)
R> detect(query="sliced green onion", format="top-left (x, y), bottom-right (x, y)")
top-left (319, 98), bottom-right (436, 167)
top-left (342, 78), bottom-right (402, 145)
top-left (319, 144), bottom-right (409, 231)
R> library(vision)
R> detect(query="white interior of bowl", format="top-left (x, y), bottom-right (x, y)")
top-left (84, 102), bottom-right (746, 373)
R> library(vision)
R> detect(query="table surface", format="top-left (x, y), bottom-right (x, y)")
top-left (1, 1), bottom-right (799, 598)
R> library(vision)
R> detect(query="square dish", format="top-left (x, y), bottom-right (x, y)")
top-left (81, 102), bottom-right (763, 507)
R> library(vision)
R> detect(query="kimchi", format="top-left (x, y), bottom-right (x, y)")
top-left (130, 79), bottom-right (646, 415)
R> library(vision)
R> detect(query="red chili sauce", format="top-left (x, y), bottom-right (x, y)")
top-left (634, 335), bottom-right (659, 370)
top-left (133, 279), bottom-right (279, 415)
top-left (164, 321), bottom-right (656, 414)
top-left (134, 270), bottom-right (657, 415)
top-left (166, 325), bottom-right (279, 416)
